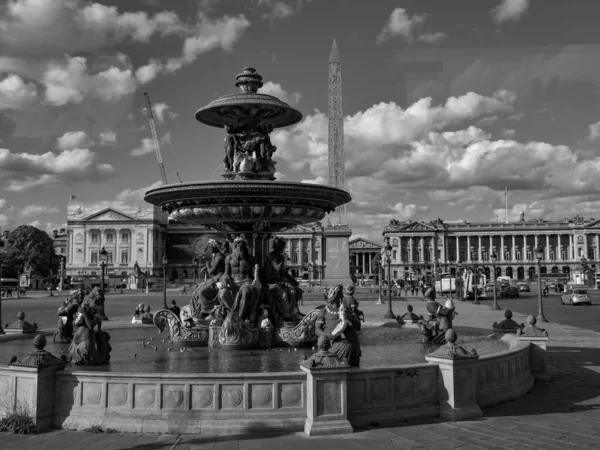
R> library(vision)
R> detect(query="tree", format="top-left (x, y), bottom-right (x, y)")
top-left (2, 225), bottom-right (57, 278)
top-left (0, 112), bottom-right (16, 145)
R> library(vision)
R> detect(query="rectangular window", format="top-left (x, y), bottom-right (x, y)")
top-left (107, 251), bottom-right (113, 264)
top-left (121, 233), bottom-right (129, 243)
top-left (578, 248), bottom-right (582, 257)
top-left (91, 252), bottom-right (98, 264)
top-left (527, 251), bottom-right (532, 261)
top-left (393, 270), bottom-right (398, 279)
top-left (393, 250), bottom-right (397, 260)
top-left (589, 249), bottom-right (595, 260)
top-left (91, 233), bottom-right (98, 243)
top-left (505, 251), bottom-right (510, 260)
top-left (425, 251), bottom-right (430, 262)
top-left (449, 252), bottom-right (455, 261)
top-left (482, 252), bottom-right (488, 261)
top-left (561, 251), bottom-right (566, 260)
top-left (106, 233), bottom-right (114, 243)
top-left (460, 251), bottom-right (465, 262)
top-left (516, 251), bottom-right (521, 261)
top-left (550, 251), bottom-right (555, 261)
top-left (121, 250), bottom-right (129, 265)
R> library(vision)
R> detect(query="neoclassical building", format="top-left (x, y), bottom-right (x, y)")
top-left (349, 238), bottom-right (382, 279)
top-left (63, 199), bottom-right (359, 286)
top-left (382, 214), bottom-right (600, 281)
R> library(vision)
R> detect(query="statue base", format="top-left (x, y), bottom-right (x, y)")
top-left (221, 171), bottom-right (276, 181)
top-left (209, 324), bottom-right (259, 350)
top-left (153, 309), bottom-right (210, 347)
top-left (276, 307), bottom-right (323, 347)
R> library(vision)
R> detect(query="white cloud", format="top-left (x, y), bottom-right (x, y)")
top-left (42, 56), bottom-right (137, 106)
top-left (261, 81), bottom-right (301, 105)
top-left (56, 131), bottom-right (92, 150)
top-left (165, 14), bottom-right (251, 74)
top-left (0, 147), bottom-right (116, 192)
top-left (262, 2), bottom-right (294, 20)
top-left (151, 102), bottom-right (178, 123)
top-left (20, 205), bottom-right (60, 218)
top-left (491, 0), bottom-right (530, 25)
top-left (130, 133), bottom-right (170, 157)
top-left (393, 203), bottom-right (429, 220)
top-left (116, 180), bottom-right (164, 202)
top-left (376, 8), bottom-right (445, 45)
top-left (501, 128), bottom-right (516, 138)
top-left (589, 120), bottom-right (600, 141)
top-left (98, 129), bottom-right (117, 146)
top-left (416, 31), bottom-right (447, 44)
top-left (0, 74), bottom-right (38, 109)
top-left (377, 8), bottom-right (426, 44)
top-left (0, 0), bottom-right (185, 55)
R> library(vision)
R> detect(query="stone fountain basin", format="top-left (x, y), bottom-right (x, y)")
top-left (144, 181), bottom-right (352, 231)
top-left (0, 326), bottom-right (534, 435)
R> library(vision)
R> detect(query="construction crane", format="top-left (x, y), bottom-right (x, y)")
top-left (143, 92), bottom-right (168, 184)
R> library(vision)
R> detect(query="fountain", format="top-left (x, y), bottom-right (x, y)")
top-left (146, 67), bottom-right (351, 350)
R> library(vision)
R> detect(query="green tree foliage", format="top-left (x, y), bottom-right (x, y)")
top-left (2, 225), bottom-right (57, 278)
top-left (0, 112), bottom-right (16, 145)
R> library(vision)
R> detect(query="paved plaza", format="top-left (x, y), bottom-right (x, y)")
top-left (1, 297), bottom-right (600, 449)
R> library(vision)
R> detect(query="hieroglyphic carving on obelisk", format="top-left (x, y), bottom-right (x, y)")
top-left (328, 39), bottom-right (347, 225)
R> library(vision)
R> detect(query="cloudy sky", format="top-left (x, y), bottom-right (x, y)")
top-left (1, 0), bottom-right (600, 243)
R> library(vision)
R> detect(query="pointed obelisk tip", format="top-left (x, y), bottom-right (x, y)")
top-left (329, 39), bottom-right (340, 63)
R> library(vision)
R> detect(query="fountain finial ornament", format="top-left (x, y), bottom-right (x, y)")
top-left (235, 66), bottom-right (264, 93)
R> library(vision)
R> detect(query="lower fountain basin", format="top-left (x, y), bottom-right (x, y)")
top-left (0, 326), bottom-right (508, 374)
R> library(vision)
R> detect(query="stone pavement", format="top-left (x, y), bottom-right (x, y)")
top-left (2, 297), bottom-right (600, 449)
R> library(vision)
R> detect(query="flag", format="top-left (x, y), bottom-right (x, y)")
top-left (69, 195), bottom-right (76, 200)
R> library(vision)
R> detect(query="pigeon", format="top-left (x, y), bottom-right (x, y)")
top-left (9, 356), bottom-right (17, 364)
top-left (154, 347), bottom-right (158, 352)
top-left (133, 353), bottom-right (137, 358)
top-left (167, 348), bottom-right (171, 352)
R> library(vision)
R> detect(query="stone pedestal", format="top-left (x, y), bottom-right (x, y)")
top-left (517, 315), bottom-right (550, 381)
top-left (425, 329), bottom-right (482, 421)
top-left (322, 227), bottom-right (352, 287)
top-left (300, 365), bottom-right (353, 436)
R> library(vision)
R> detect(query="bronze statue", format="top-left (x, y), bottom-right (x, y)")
top-left (314, 284), bottom-right (361, 367)
top-left (185, 239), bottom-right (228, 321)
top-left (223, 125), bottom-right (239, 171)
top-left (68, 305), bottom-right (112, 365)
top-left (220, 237), bottom-right (261, 323)
top-left (265, 237), bottom-right (304, 322)
top-left (420, 295), bottom-right (457, 344)
top-left (54, 294), bottom-right (83, 343)
top-left (85, 287), bottom-right (108, 321)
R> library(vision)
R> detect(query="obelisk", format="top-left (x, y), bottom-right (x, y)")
top-left (324, 39), bottom-right (352, 287)
top-left (328, 39), bottom-right (347, 225)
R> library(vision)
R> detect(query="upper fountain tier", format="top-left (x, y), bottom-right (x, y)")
top-left (195, 66), bottom-right (303, 130)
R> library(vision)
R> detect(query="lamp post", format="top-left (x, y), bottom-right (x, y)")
top-left (162, 253), bottom-right (168, 309)
top-left (192, 255), bottom-right (199, 285)
top-left (383, 237), bottom-right (395, 319)
top-left (490, 252), bottom-right (500, 310)
top-left (58, 255), bottom-right (65, 292)
top-left (376, 264), bottom-right (385, 305)
top-left (473, 264), bottom-right (481, 305)
top-left (457, 261), bottom-right (464, 301)
top-left (0, 236), bottom-right (5, 334)
top-left (581, 257), bottom-right (589, 286)
top-left (99, 246), bottom-right (107, 295)
top-left (535, 246), bottom-right (548, 323)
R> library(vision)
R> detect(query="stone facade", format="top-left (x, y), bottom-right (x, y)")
top-left (349, 237), bottom-right (382, 279)
top-left (382, 215), bottom-right (600, 281)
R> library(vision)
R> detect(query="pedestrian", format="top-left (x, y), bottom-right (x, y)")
top-left (411, 285), bottom-right (415, 296)
top-left (181, 285), bottom-right (187, 295)
top-left (170, 300), bottom-right (181, 317)
top-left (405, 284), bottom-right (409, 296)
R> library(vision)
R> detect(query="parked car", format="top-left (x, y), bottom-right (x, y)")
top-left (500, 285), bottom-right (520, 298)
top-left (561, 289), bottom-right (592, 306)
top-left (484, 284), bottom-right (495, 292)
top-left (517, 283), bottom-right (530, 292)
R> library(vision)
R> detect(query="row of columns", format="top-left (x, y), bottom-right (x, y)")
top-left (352, 252), bottom-right (379, 274)
top-left (393, 234), bottom-right (598, 264)
top-left (282, 238), bottom-right (315, 265)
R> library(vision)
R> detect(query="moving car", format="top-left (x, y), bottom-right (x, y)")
top-left (500, 285), bottom-right (520, 298)
top-left (561, 289), bottom-right (592, 306)
top-left (517, 283), bottom-right (530, 292)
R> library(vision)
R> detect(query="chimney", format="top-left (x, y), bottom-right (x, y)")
top-left (53, 229), bottom-right (58, 238)
top-left (3, 230), bottom-right (8, 239)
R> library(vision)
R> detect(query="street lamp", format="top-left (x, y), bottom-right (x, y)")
top-left (581, 257), bottom-right (588, 286)
top-left (0, 236), bottom-right (5, 334)
top-left (383, 237), bottom-right (395, 319)
top-left (490, 252), bottom-right (500, 310)
top-left (192, 255), bottom-right (199, 285)
top-left (99, 246), bottom-right (108, 296)
top-left (535, 246), bottom-right (548, 323)
top-left (162, 253), bottom-right (168, 309)
top-left (457, 261), bottom-right (464, 301)
top-left (471, 264), bottom-right (480, 305)
top-left (376, 264), bottom-right (385, 305)
top-left (58, 255), bottom-right (65, 292)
